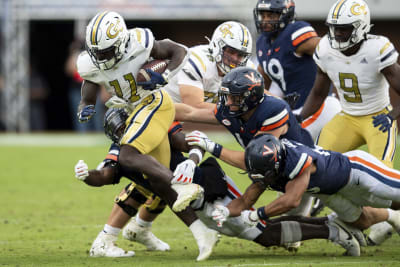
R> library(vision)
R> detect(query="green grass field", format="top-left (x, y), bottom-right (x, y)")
top-left (1, 133), bottom-right (400, 267)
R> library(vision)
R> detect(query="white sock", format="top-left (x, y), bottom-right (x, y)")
top-left (103, 224), bottom-right (121, 236)
top-left (189, 219), bottom-right (207, 239)
top-left (387, 209), bottom-right (395, 224)
top-left (136, 213), bottom-right (152, 228)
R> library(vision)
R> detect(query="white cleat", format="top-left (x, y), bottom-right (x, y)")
top-left (328, 220), bottom-right (360, 256)
top-left (333, 218), bottom-right (367, 247)
top-left (89, 231), bottom-right (135, 257)
top-left (195, 228), bottom-right (220, 261)
top-left (171, 184), bottom-right (204, 212)
top-left (367, 221), bottom-right (394, 246)
top-left (122, 219), bottom-right (170, 251)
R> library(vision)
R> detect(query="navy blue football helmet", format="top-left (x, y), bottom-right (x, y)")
top-left (254, 0), bottom-right (296, 33)
top-left (104, 108), bottom-right (128, 143)
top-left (218, 67), bottom-right (264, 117)
top-left (245, 133), bottom-right (286, 181)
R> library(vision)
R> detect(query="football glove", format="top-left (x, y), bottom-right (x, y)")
top-left (77, 105), bottom-right (96, 123)
top-left (240, 210), bottom-right (260, 227)
top-left (171, 159), bottom-right (196, 185)
top-left (283, 92), bottom-right (300, 110)
top-left (75, 160), bottom-right (89, 181)
top-left (137, 69), bottom-right (168, 90)
top-left (372, 113), bottom-right (394, 133)
top-left (185, 131), bottom-right (223, 157)
top-left (211, 204), bottom-right (229, 227)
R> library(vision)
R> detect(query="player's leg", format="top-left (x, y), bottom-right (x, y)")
top-left (317, 112), bottom-right (364, 152)
top-left (301, 95), bottom-right (342, 142)
top-left (90, 183), bottom-right (144, 257)
top-left (123, 197), bottom-right (170, 251)
top-left (120, 91), bottom-right (217, 261)
top-left (253, 220), bottom-right (360, 256)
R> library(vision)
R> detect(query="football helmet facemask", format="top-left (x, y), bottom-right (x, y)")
top-left (218, 67), bottom-right (264, 117)
top-left (104, 108), bottom-right (129, 144)
top-left (245, 133), bottom-right (285, 183)
top-left (253, 0), bottom-right (295, 34)
top-left (209, 21), bottom-right (252, 75)
top-left (326, 0), bottom-right (371, 51)
top-left (86, 11), bottom-right (129, 70)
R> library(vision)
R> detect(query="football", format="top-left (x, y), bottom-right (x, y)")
top-left (137, 59), bottom-right (169, 83)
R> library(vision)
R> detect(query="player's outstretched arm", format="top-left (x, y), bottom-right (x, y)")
top-left (174, 103), bottom-right (219, 124)
top-left (74, 160), bottom-right (116, 186)
top-left (185, 130), bottom-right (246, 169)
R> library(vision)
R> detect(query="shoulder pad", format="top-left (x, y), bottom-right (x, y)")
top-left (289, 21), bottom-right (317, 48)
top-left (131, 28), bottom-right (155, 50)
top-left (183, 45), bottom-right (211, 80)
top-left (76, 51), bottom-right (98, 80)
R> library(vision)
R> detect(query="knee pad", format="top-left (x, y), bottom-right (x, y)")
top-left (145, 196), bottom-right (166, 214)
top-left (280, 221), bottom-right (302, 245)
top-left (114, 183), bottom-right (140, 217)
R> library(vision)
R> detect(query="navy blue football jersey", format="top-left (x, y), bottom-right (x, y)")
top-left (256, 21), bottom-right (317, 108)
top-left (215, 94), bottom-right (314, 147)
top-left (281, 139), bottom-right (351, 194)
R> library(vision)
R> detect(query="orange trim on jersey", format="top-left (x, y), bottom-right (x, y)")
top-left (301, 102), bottom-right (325, 128)
top-left (106, 154), bottom-right (118, 161)
top-left (168, 121), bottom-right (182, 135)
top-left (227, 183), bottom-right (242, 198)
top-left (292, 31), bottom-right (318, 47)
top-left (260, 114), bottom-right (289, 131)
top-left (297, 156), bottom-right (313, 177)
top-left (214, 105), bottom-right (218, 115)
top-left (348, 156), bottom-right (400, 180)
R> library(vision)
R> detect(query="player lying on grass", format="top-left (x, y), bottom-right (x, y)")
top-left (210, 133), bottom-right (400, 257)
top-left (75, 108), bottom-right (365, 258)
top-left (75, 108), bottom-right (218, 261)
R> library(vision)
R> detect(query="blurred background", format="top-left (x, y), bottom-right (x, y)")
top-left (0, 0), bottom-right (399, 133)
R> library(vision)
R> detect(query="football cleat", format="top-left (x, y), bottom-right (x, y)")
top-left (367, 222), bottom-right (394, 246)
top-left (332, 218), bottom-right (367, 247)
top-left (122, 219), bottom-right (170, 251)
top-left (171, 184), bottom-right (204, 212)
top-left (195, 228), bottom-right (220, 261)
top-left (328, 220), bottom-right (360, 256)
top-left (89, 231), bottom-right (135, 257)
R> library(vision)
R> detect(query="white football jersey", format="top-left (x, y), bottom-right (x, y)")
top-left (77, 28), bottom-right (155, 111)
top-left (314, 34), bottom-right (398, 116)
top-left (163, 44), bottom-right (255, 104)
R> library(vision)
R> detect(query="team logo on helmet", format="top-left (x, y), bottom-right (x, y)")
top-left (106, 19), bottom-right (123, 39)
top-left (219, 24), bottom-right (233, 38)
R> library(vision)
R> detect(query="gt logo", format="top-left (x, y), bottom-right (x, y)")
top-left (107, 19), bottom-right (123, 39)
top-left (219, 24), bottom-right (233, 38)
top-left (350, 3), bottom-right (367, 16)
top-left (262, 145), bottom-right (277, 162)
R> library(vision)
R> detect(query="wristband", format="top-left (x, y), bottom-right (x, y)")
top-left (188, 148), bottom-right (203, 163)
top-left (212, 143), bottom-right (223, 158)
top-left (257, 206), bottom-right (269, 220)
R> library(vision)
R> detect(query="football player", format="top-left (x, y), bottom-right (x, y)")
top-left (76, 11), bottom-right (218, 260)
top-left (212, 133), bottom-right (400, 257)
top-left (299, 0), bottom-right (400, 243)
top-left (76, 109), bottom-right (362, 257)
top-left (75, 109), bottom-right (219, 261)
top-left (164, 21), bottom-right (254, 124)
top-left (253, 0), bottom-right (341, 141)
